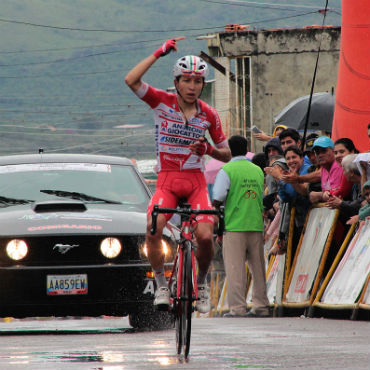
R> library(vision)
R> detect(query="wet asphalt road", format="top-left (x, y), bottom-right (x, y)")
top-left (0, 316), bottom-right (368, 369)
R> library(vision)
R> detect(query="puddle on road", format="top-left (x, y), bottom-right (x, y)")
top-left (1, 349), bottom-right (179, 368)
top-left (52, 350), bottom-right (178, 365)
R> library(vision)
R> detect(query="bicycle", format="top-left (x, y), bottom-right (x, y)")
top-left (150, 201), bottom-right (224, 360)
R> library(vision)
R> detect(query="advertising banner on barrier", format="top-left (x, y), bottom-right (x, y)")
top-left (247, 236), bottom-right (279, 305)
top-left (246, 237), bottom-right (286, 306)
top-left (363, 282), bottom-right (370, 305)
top-left (322, 220), bottom-right (370, 305)
top-left (266, 255), bottom-right (280, 303)
top-left (266, 254), bottom-right (285, 304)
top-left (286, 207), bottom-right (337, 303)
top-left (247, 253), bottom-right (281, 305)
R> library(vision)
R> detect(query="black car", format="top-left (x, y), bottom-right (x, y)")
top-left (0, 153), bottom-right (176, 329)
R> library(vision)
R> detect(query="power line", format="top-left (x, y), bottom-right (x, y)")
top-left (0, 67), bottom-right (142, 79)
top-left (0, 38), bottom-right (166, 55)
top-left (0, 124), bottom-right (152, 132)
top-left (0, 17), bottom-right (225, 33)
top-left (0, 69), bottom-right (124, 78)
top-left (0, 10), bottom-right (330, 69)
top-left (0, 93), bottom-right (127, 99)
top-left (0, 101), bottom-right (145, 108)
top-left (0, 106), bottom-right (151, 115)
top-left (0, 42), bottom-right (162, 67)
top-left (198, 0), bottom-right (336, 11)
top-left (0, 130), bottom-right (130, 137)
top-left (0, 6), bottom-right (340, 41)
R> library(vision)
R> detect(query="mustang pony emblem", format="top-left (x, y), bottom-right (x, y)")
top-left (53, 244), bottom-right (80, 254)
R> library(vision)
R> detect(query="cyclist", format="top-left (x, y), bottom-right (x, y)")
top-left (125, 37), bottom-right (231, 313)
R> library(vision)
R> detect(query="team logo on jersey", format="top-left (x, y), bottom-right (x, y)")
top-left (160, 136), bottom-right (192, 146)
top-left (161, 121), bottom-right (168, 131)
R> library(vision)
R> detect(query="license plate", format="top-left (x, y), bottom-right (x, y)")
top-left (47, 274), bottom-right (88, 295)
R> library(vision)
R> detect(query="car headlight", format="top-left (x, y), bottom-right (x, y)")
top-left (100, 237), bottom-right (121, 258)
top-left (141, 239), bottom-right (171, 259)
top-left (6, 239), bottom-right (28, 261)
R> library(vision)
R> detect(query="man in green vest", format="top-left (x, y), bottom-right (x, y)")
top-left (213, 135), bottom-right (270, 317)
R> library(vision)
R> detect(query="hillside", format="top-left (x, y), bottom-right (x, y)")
top-left (0, 0), bottom-right (342, 158)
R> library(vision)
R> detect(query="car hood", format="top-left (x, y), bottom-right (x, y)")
top-left (0, 201), bottom-right (147, 237)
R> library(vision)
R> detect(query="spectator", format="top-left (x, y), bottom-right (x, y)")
top-left (304, 133), bottom-right (319, 162)
top-left (264, 200), bottom-right (281, 244)
top-left (273, 124), bottom-right (288, 138)
top-left (347, 180), bottom-right (370, 225)
top-left (278, 146), bottom-right (310, 202)
top-left (213, 135), bottom-right (269, 318)
top-left (309, 136), bottom-right (343, 204)
top-left (251, 152), bottom-right (267, 172)
top-left (263, 137), bottom-right (283, 199)
top-left (253, 124), bottom-right (288, 142)
top-left (263, 155), bottom-right (288, 244)
top-left (263, 155), bottom-right (288, 212)
top-left (264, 137), bottom-right (283, 158)
top-left (325, 154), bottom-right (363, 222)
top-left (279, 128), bottom-right (302, 152)
top-left (270, 146), bottom-right (310, 255)
top-left (302, 133), bottom-right (321, 192)
top-left (322, 138), bottom-right (359, 202)
top-left (281, 133), bottom-right (322, 186)
top-left (333, 138), bottom-right (359, 161)
top-left (279, 127), bottom-right (315, 169)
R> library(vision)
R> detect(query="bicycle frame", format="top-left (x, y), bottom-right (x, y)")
top-left (168, 216), bottom-right (198, 305)
top-left (150, 203), bottom-right (224, 359)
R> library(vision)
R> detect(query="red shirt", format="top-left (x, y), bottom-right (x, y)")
top-left (135, 82), bottom-right (228, 172)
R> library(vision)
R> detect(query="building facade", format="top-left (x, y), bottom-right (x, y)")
top-left (205, 26), bottom-right (340, 151)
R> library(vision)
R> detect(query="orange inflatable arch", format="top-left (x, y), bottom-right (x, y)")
top-left (331, 0), bottom-right (370, 152)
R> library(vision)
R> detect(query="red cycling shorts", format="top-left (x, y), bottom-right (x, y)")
top-left (147, 171), bottom-right (214, 223)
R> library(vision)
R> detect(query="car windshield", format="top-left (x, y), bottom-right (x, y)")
top-left (0, 162), bottom-right (150, 211)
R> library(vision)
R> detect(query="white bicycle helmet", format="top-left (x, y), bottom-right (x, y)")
top-left (173, 55), bottom-right (209, 78)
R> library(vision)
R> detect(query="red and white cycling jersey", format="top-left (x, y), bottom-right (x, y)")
top-left (135, 82), bottom-right (228, 172)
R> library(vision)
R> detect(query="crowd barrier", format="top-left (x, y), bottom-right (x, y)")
top-left (312, 219), bottom-right (370, 317)
top-left (212, 205), bottom-right (370, 320)
top-left (283, 206), bottom-right (339, 310)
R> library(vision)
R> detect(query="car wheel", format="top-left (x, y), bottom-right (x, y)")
top-left (129, 305), bottom-right (174, 330)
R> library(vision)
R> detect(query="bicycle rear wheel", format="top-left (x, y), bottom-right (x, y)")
top-left (175, 240), bottom-right (193, 359)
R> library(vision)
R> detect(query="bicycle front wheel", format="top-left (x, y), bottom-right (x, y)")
top-left (175, 240), bottom-right (193, 359)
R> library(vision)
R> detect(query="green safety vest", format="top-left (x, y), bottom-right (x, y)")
top-left (222, 159), bottom-right (264, 231)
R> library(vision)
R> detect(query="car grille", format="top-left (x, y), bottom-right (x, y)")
top-left (0, 234), bottom-right (146, 266)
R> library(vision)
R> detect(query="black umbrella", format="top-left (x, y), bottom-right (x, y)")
top-left (274, 92), bottom-right (335, 132)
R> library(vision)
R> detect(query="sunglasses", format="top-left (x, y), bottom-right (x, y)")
top-left (313, 147), bottom-right (329, 154)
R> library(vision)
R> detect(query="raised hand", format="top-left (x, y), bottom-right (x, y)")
top-left (153, 37), bottom-right (186, 58)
